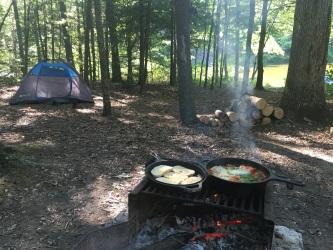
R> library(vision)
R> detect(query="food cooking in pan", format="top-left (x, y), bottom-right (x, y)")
top-left (151, 165), bottom-right (202, 185)
top-left (209, 164), bottom-right (266, 183)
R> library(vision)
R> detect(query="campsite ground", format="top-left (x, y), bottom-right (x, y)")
top-left (0, 84), bottom-right (332, 250)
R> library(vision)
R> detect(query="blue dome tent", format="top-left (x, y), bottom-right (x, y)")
top-left (10, 60), bottom-right (93, 104)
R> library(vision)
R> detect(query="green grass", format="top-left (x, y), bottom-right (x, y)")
top-left (262, 64), bottom-right (288, 88)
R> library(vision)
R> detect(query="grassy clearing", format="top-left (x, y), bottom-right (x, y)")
top-left (263, 64), bottom-right (288, 88)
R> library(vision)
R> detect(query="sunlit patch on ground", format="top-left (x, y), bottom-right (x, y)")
top-left (117, 117), bottom-right (135, 124)
top-left (0, 132), bottom-right (25, 144)
top-left (75, 108), bottom-right (96, 114)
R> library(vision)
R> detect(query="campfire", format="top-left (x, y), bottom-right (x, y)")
top-left (128, 177), bottom-right (274, 250)
top-left (73, 156), bottom-right (304, 250)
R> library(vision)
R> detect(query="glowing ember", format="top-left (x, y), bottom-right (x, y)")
top-left (193, 232), bottom-right (228, 241)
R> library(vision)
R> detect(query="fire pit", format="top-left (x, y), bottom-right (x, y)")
top-left (73, 157), bottom-right (303, 250)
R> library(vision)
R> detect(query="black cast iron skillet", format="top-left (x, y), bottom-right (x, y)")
top-left (205, 158), bottom-right (305, 197)
top-left (145, 153), bottom-right (208, 193)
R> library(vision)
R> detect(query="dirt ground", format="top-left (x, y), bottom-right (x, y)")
top-left (0, 84), bottom-right (332, 250)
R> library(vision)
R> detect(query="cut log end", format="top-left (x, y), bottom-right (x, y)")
top-left (262, 105), bottom-right (274, 117)
top-left (273, 107), bottom-right (284, 120)
top-left (248, 95), bottom-right (267, 110)
top-left (226, 111), bottom-right (239, 122)
top-left (261, 117), bottom-right (272, 125)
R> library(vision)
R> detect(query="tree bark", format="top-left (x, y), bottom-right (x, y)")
top-left (255, 0), bottom-right (269, 90)
top-left (12, 0), bottom-right (26, 75)
top-left (174, 0), bottom-right (196, 125)
top-left (234, 0), bottom-right (240, 85)
top-left (281, 0), bottom-right (332, 120)
top-left (91, 27), bottom-right (97, 83)
top-left (23, 0), bottom-right (30, 74)
top-left (242, 0), bottom-right (255, 93)
top-left (170, 0), bottom-right (177, 86)
top-left (83, 0), bottom-right (92, 83)
top-left (222, 0), bottom-right (229, 80)
top-left (59, 0), bottom-right (74, 65)
top-left (193, 47), bottom-right (198, 81)
top-left (0, 2), bottom-right (13, 34)
top-left (198, 1), bottom-right (208, 87)
top-left (105, 0), bottom-right (122, 83)
top-left (138, 0), bottom-right (146, 87)
top-left (126, 22), bottom-right (134, 84)
top-left (76, 0), bottom-right (84, 73)
top-left (93, 0), bottom-right (111, 115)
top-left (212, 0), bottom-right (222, 88)
top-left (204, 0), bottom-right (216, 88)
top-left (51, 0), bottom-right (55, 60)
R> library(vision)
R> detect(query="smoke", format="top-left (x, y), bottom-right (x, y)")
top-left (229, 85), bottom-right (261, 162)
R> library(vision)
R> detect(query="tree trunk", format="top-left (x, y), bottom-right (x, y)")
top-left (0, 2), bottom-right (13, 34)
top-left (12, 0), bottom-right (26, 75)
top-left (222, 0), bottom-right (229, 81)
top-left (76, 0), bottom-right (84, 73)
top-left (51, 0), bottom-right (55, 60)
top-left (23, 0), bottom-right (30, 74)
top-left (93, 0), bottom-right (111, 116)
top-left (234, 0), bottom-right (240, 85)
top-left (126, 29), bottom-right (134, 84)
top-left (91, 27), bottom-right (97, 83)
top-left (199, 1), bottom-right (208, 87)
top-left (242, 0), bottom-right (255, 93)
top-left (106, 0), bottom-right (122, 83)
top-left (59, 0), bottom-right (74, 65)
top-left (33, 6), bottom-right (42, 61)
top-left (142, 0), bottom-right (151, 89)
top-left (174, 0), bottom-right (196, 125)
top-left (193, 47), bottom-right (198, 81)
top-left (170, 0), bottom-right (177, 86)
top-left (138, 0), bottom-right (151, 92)
top-left (255, 0), bottom-right (269, 90)
top-left (138, 0), bottom-right (146, 87)
top-left (125, 11), bottom-right (135, 84)
top-left (35, 3), bottom-right (46, 59)
top-left (281, 0), bottom-right (332, 120)
top-left (83, 0), bottom-right (92, 83)
top-left (204, 0), bottom-right (216, 88)
top-left (212, 0), bottom-right (222, 88)
top-left (42, 4), bottom-right (48, 60)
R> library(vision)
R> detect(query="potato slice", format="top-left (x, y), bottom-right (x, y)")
top-left (172, 165), bottom-right (195, 176)
top-left (151, 165), bottom-right (173, 177)
top-left (163, 172), bottom-right (188, 184)
top-left (181, 176), bottom-right (202, 185)
top-left (155, 177), bottom-right (180, 185)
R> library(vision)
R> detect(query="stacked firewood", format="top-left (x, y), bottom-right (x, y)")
top-left (197, 95), bottom-right (284, 127)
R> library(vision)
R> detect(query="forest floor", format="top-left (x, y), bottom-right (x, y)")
top-left (0, 84), bottom-right (332, 250)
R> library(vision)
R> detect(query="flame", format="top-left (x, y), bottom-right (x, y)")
top-left (225, 219), bottom-right (243, 225)
top-left (203, 233), bottom-right (227, 240)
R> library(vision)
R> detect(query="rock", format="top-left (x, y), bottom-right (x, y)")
top-left (7, 224), bottom-right (17, 232)
top-left (272, 225), bottom-right (303, 250)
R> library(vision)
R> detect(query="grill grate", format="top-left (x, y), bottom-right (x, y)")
top-left (138, 178), bottom-right (265, 215)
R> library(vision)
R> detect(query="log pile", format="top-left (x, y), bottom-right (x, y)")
top-left (197, 95), bottom-right (284, 128)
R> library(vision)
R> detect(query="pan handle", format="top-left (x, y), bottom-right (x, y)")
top-left (150, 151), bottom-right (163, 161)
top-left (269, 173), bottom-right (305, 189)
top-left (179, 182), bottom-right (202, 193)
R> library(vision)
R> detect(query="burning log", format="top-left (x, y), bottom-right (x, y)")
top-left (273, 107), bottom-right (284, 120)
top-left (262, 105), bottom-right (274, 117)
top-left (197, 114), bottom-right (213, 125)
top-left (210, 118), bottom-right (220, 127)
top-left (247, 95), bottom-right (267, 110)
top-left (226, 111), bottom-right (239, 122)
top-left (261, 117), bottom-right (272, 125)
top-left (214, 109), bottom-right (225, 119)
